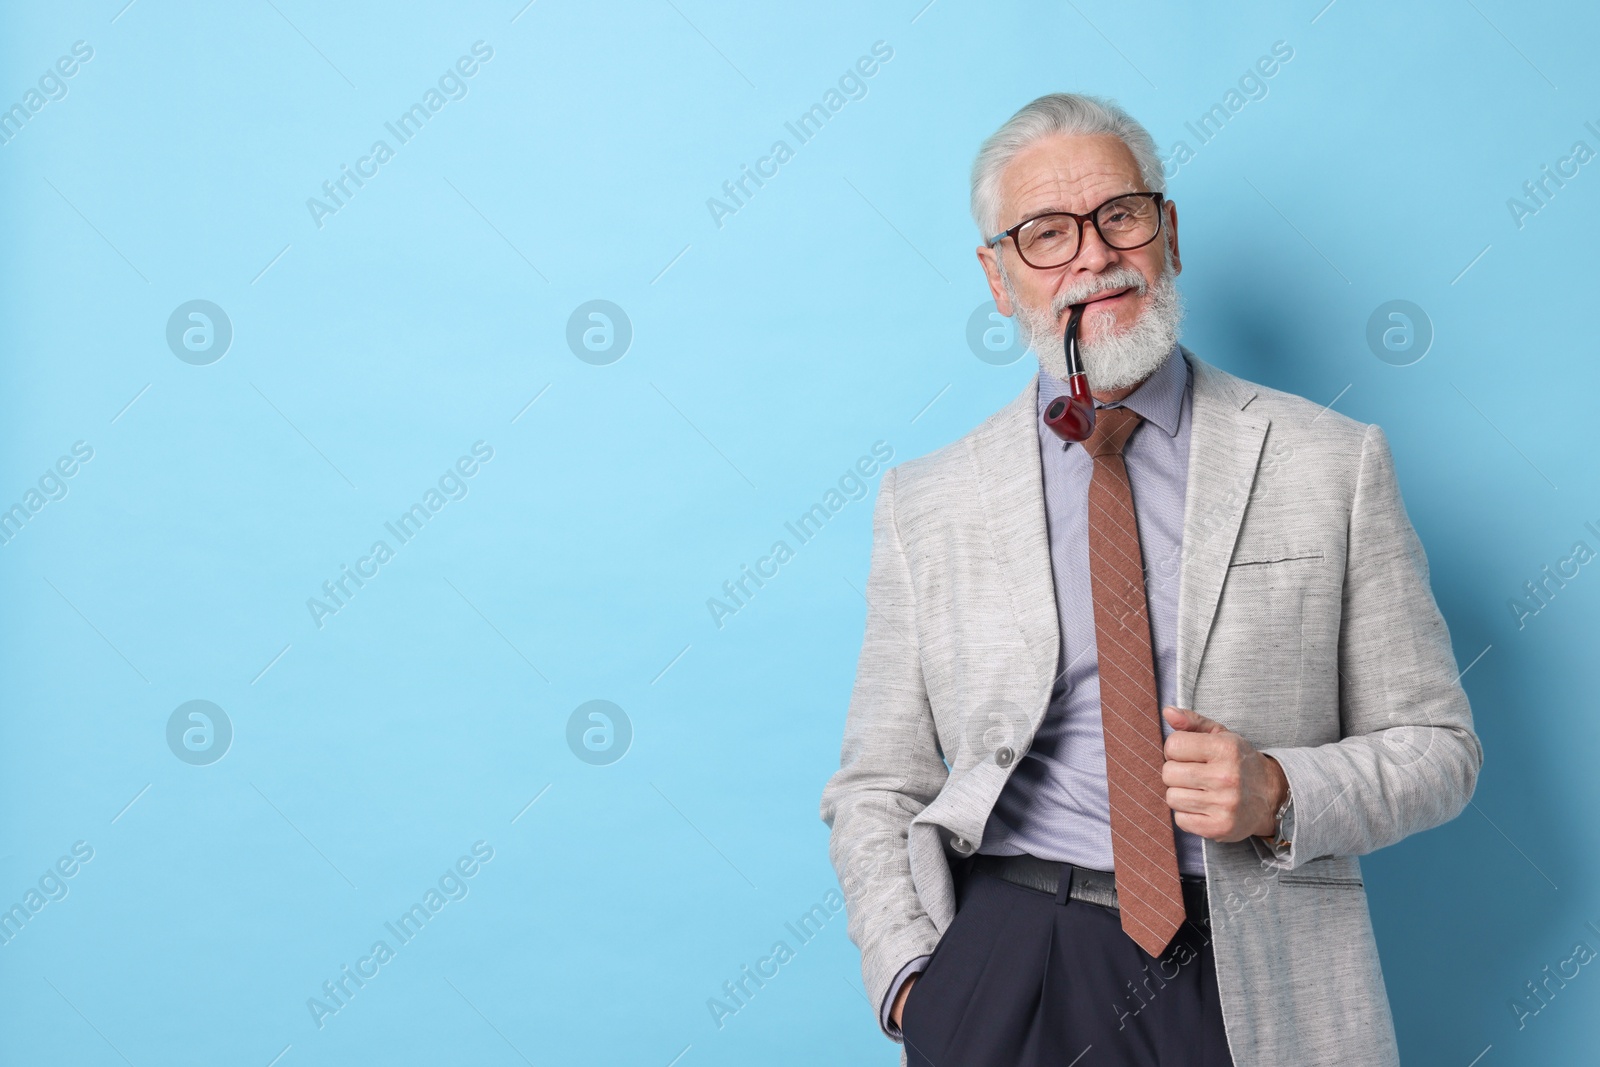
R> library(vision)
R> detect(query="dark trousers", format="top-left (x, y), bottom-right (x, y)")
top-left (900, 860), bottom-right (1234, 1067)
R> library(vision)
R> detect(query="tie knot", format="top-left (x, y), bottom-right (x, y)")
top-left (1084, 405), bottom-right (1144, 458)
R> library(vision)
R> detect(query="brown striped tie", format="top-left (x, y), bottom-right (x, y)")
top-left (1084, 405), bottom-right (1185, 957)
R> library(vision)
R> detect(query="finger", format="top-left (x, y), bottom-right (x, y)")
top-left (1163, 730), bottom-right (1222, 763)
top-left (1163, 706), bottom-right (1227, 734)
top-left (1160, 760), bottom-right (1212, 789)
top-left (1172, 810), bottom-right (1219, 838)
top-left (1164, 786), bottom-right (1214, 814)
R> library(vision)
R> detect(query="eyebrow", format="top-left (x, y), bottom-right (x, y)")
top-left (1007, 205), bottom-right (1074, 230)
top-left (1008, 191), bottom-right (1144, 228)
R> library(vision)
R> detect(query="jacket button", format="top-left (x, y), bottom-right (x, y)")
top-left (995, 746), bottom-right (1015, 767)
top-left (950, 836), bottom-right (973, 855)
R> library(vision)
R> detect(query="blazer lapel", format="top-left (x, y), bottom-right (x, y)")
top-left (971, 353), bottom-right (1271, 720)
top-left (1174, 350), bottom-right (1271, 708)
top-left (971, 376), bottom-right (1061, 717)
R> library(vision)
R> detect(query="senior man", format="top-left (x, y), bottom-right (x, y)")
top-left (819, 92), bottom-right (1482, 1066)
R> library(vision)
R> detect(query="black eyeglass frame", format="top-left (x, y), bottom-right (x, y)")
top-left (985, 191), bottom-right (1167, 270)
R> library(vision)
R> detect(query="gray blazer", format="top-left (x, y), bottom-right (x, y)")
top-left (819, 349), bottom-right (1483, 1066)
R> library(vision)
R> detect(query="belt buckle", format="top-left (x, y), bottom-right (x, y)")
top-left (1070, 865), bottom-right (1120, 910)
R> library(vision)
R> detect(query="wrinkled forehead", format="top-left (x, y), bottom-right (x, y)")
top-left (999, 132), bottom-right (1145, 225)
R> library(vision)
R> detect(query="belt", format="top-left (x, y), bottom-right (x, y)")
top-left (967, 853), bottom-right (1209, 918)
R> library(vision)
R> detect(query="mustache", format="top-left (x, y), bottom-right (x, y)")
top-left (1051, 268), bottom-right (1150, 318)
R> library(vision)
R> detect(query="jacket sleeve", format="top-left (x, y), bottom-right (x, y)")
top-left (819, 466), bottom-right (949, 1038)
top-left (1256, 423), bottom-right (1484, 868)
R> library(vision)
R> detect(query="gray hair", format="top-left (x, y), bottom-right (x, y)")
top-left (970, 92), bottom-right (1165, 239)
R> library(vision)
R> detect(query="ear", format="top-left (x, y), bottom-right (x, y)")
top-left (1164, 199), bottom-right (1181, 277)
top-left (976, 244), bottom-right (1014, 315)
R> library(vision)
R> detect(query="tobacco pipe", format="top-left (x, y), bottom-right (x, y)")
top-left (1042, 303), bottom-right (1095, 442)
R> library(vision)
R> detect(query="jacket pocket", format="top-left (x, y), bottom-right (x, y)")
top-left (1278, 874), bottom-right (1364, 889)
top-left (1227, 550), bottom-right (1325, 568)
top-left (1278, 855), bottom-right (1364, 889)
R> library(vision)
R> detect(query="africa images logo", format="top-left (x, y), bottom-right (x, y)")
top-left (305, 42), bottom-right (494, 230)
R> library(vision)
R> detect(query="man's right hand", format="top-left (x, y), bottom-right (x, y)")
top-left (890, 973), bottom-right (919, 1029)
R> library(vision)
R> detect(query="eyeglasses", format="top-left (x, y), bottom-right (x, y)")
top-left (986, 191), bottom-right (1166, 270)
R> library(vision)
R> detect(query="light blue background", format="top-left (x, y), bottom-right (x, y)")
top-left (2, 1), bottom-right (1596, 1064)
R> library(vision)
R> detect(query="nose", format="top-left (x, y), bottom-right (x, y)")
top-left (1070, 219), bottom-right (1118, 275)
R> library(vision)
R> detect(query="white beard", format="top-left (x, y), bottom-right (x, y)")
top-left (1001, 254), bottom-right (1185, 392)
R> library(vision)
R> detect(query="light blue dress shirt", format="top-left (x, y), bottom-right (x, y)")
top-left (880, 343), bottom-right (1199, 1037)
top-left (980, 342), bottom-right (1203, 875)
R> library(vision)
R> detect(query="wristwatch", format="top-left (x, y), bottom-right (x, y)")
top-left (1264, 782), bottom-right (1294, 851)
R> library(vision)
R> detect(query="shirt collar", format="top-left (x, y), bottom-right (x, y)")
top-left (1036, 343), bottom-right (1188, 440)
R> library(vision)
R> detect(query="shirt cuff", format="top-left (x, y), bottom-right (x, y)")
top-left (879, 954), bottom-right (931, 1039)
